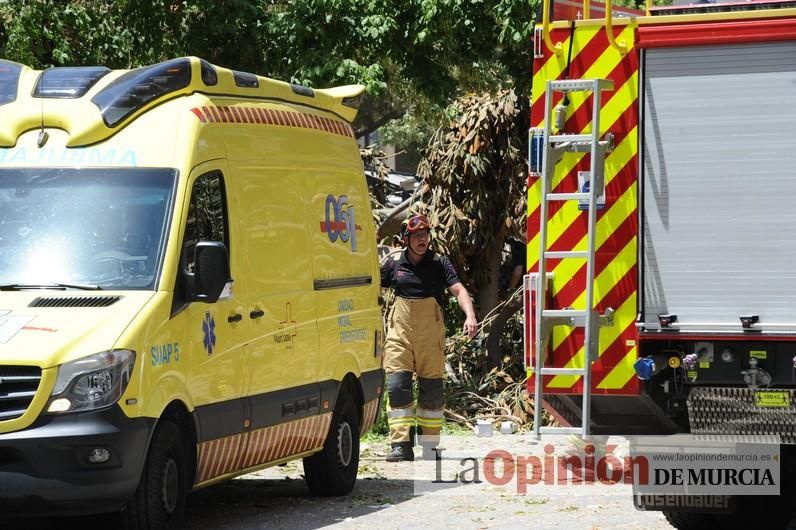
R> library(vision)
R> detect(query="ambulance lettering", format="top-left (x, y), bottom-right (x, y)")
top-left (0, 146), bottom-right (138, 167)
top-left (321, 194), bottom-right (362, 252)
top-left (151, 342), bottom-right (180, 366)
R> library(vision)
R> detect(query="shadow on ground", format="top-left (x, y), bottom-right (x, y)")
top-left (186, 476), bottom-right (416, 530)
top-left (2, 476), bottom-right (415, 530)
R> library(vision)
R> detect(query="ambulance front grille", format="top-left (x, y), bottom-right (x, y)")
top-left (687, 386), bottom-right (796, 444)
top-left (0, 366), bottom-right (42, 421)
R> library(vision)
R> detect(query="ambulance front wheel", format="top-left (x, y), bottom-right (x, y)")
top-left (303, 388), bottom-right (361, 496)
top-left (123, 420), bottom-right (188, 530)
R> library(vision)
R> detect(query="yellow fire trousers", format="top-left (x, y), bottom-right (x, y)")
top-left (384, 297), bottom-right (446, 444)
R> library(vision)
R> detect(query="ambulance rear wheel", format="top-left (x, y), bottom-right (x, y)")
top-left (123, 420), bottom-right (187, 530)
top-left (303, 389), bottom-right (361, 496)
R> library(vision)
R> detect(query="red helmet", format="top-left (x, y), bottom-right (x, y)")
top-left (402, 214), bottom-right (430, 238)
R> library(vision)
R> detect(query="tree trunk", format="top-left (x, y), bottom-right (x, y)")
top-left (485, 297), bottom-right (522, 368)
top-left (476, 238), bottom-right (502, 315)
top-left (477, 231), bottom-right (506, 367)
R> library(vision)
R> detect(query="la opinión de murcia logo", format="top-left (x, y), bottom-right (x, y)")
top-left (418, 439), bottom-right (780, 496)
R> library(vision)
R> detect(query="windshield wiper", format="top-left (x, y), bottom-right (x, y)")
top-left (0, 282), bottom-right (103, 291)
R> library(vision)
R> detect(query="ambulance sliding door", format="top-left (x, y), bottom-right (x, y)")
top-left (232, 163), bottom-right (321, 417)
top-left (640, 41), bottom-right (796, 333)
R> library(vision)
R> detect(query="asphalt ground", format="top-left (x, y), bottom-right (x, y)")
top-left (184, 431), bottom-right (672, 530)
top-left (24, 429), bottom-right (795, 529)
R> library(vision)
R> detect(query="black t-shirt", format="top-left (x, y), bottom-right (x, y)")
top-left (510, 239), bottom-right (526, 270)
top-left (380, 250), bottom-right (461, 305)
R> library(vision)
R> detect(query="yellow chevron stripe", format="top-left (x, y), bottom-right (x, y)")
top-left (528, 31), bottom-right (638, 250)
top-left (527, 75), bottom-right (639, 252)
top-left (556, 26), bottom-right (636, 128)
top-left (566, 233), bottom-right (636, 313)
top-left (528, 71), bottom-right (639, 217)
top-left (529, 29), bottom-right (640, 392)
top-left (533, 165), bottom-right (638, 387)
top-left (597, 345), bottom-right (638, 390)
top-left (548, 232), bottom-right (636, 349)
top-left (532, 26), bottom-right (604, 107)
top-left (548, 285), bottom-right (637, 388)
top-left (528, 124), bottom-right (638, 273)
top-left (532, 24), bottom-right (636, 127)
top-left (547, 238), bottom-right (636, 388)
top-left (553, 184), bottom-right (637, 317)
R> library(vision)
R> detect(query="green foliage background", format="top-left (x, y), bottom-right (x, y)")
top-left (0, 0), bottom-right (538, 142)
top-left (1, 0), bottom-right (672, 430)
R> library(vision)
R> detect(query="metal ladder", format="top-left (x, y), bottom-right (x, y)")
top-left (532, 78), bottom-right (614, 438)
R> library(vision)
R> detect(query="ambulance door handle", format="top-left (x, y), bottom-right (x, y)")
top-left (250, 309), bottom-right (265, 320)
top-left (227, 313), bottom-right (243, 323)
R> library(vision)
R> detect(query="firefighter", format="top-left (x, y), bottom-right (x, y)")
top-left (380, 214), bottom-right (478, 462)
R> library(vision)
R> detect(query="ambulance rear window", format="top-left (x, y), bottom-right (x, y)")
top-left (0, 60), bottom-right (22, 106)
top-left (91, 58), bottom-right (192, 127)
top-left (33, 66), bottom-right (111, 99)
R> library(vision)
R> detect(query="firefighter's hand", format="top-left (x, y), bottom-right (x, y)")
top-left (463, 315), bottom-right (478, 339)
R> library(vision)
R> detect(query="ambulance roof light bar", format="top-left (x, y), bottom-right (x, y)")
top-left (91, 57), bottom-right (192, 128)
top-left (33, 66), bottom-right (111, 99)
top-left (0, 60), bottom-right (22, 106)
top-left (233, 70), bottom-right (259, 88)
top-left (200, 59), bottom-right (218, 86)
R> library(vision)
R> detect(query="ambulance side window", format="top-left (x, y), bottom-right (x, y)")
top-left (172, 171), bottom-right (229, 314)
top-left (184, 171), bottom-right (229, 273)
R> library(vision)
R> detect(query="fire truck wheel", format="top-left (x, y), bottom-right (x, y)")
top-left (715, 494), bottom-right (793, 530)
top-left (123, 420), bottom-right (187, 530)
top-left (662, 510), bottom-right (715, 530)
top-left (303, 388), bottom-right (361, 496)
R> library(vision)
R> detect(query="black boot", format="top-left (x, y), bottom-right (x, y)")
top-left (385, 442), bottom-right (414, 462)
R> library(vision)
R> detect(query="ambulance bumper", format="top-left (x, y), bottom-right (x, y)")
top-left (0, 406), bottom-right (155, 517)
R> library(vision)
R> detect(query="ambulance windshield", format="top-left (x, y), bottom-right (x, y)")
top-left (0, 168), bottom-right (176, 290)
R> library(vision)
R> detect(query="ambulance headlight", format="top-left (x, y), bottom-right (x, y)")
top-left (47, 350), bottom-right (135, 414)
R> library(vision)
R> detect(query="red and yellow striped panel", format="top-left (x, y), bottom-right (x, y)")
top-left (195, 412), bottom-right (332, 486)
top-left (189, 106), bottom-right (354, 138)
top-left (527, 21), bottom-right (640, 396)
top-left (360, 398), bottom-right (380, 436)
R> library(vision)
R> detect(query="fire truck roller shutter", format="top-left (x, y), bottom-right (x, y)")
top-left (641, 41), bottom-right (796, 334)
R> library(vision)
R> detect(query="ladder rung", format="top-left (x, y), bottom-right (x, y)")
top-left (539, 426), bottom-right (585, 435)
top-left (542, 309), bottom-right (587, 318)
top-left (549, 134), bottom-right (594, 143)
top-left (549, 79), bottom-right (614, 92)
top-left (540, 367), bottom-right (587, 376)
top-left (546, 192), bottom-right (590, 201)
top-left (544, 250), bottom-right (589, 259)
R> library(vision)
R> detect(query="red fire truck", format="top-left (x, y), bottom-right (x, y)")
top-left (525, 1), bottom-right (796, 526)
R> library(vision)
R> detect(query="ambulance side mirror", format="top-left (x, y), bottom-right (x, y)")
top-left (191, 242), bottom-right (231, 303)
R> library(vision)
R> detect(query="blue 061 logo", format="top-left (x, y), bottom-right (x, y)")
top-left (323, 194), bottom-right (357, 251)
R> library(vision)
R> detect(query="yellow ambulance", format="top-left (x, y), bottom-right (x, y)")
top-left (0, 56), bottom-right (384, 527)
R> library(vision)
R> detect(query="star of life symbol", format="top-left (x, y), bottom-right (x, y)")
top-left (202, 311), bottom-right (216, 355)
